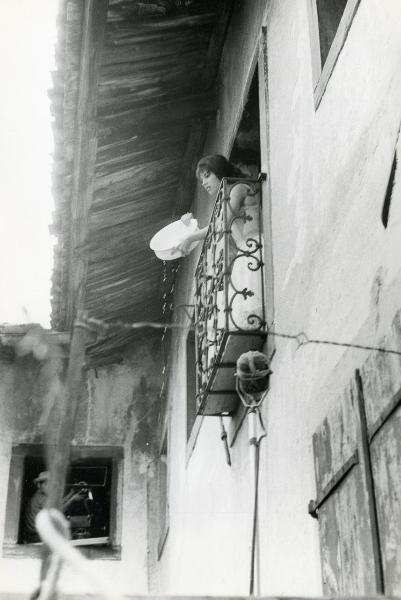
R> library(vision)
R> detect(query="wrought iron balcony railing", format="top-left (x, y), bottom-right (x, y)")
top-left (195, 177), bottom-right (267, 416)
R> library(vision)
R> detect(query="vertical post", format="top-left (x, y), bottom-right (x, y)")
top-left (355, 369), bottom-right (385, 594)
top-left (36, 0), bottom-right (108, 596)
top-left (46, 313), bottom-right (88, 511)
top-left (258, 27), bottom-right (275, 356)
top-left (39, 313), bottom-right (89, 596)
top-left (194, 299), bottom-right (200, 409)
top-left (257, 181), bottom-right (266, 328)
top-left (223, 179), bottom-right (230, 332)
top-left (66, 0), bottom-right (109, 326)
top-left (248, 408), bottom-right (260, 596)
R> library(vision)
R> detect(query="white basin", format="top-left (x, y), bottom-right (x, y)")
top-left (150, 218), bottom-right (199, 260)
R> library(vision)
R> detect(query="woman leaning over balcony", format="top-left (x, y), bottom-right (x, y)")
top-left (177, 154), bottom-right (263, 332)
top-left (177, 154), bottom-right (251, 255)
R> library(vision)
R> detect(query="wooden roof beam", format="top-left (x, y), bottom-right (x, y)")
top-left (97, 90), bottom-right (217, 136)
top-left (106, 12), bottom-right (216, 30)
top-left (65, 0), bottom-right (109, 329)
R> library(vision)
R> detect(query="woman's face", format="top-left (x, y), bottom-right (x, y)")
top-left (199, 169), bottom-right (221, 196)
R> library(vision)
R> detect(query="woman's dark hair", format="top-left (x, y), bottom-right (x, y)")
top-left (195, 154), bottom-right (244, 181)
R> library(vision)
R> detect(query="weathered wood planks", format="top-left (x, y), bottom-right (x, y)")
top-left (50, 0), bottom-right (229, 360)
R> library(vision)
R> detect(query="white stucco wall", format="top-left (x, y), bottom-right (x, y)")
top-left (260, 0), bottom-right (401, 594)
top-left (0, 340), bottom-right (162, 597)
top-left (155, 0), bottom-right (401, 596)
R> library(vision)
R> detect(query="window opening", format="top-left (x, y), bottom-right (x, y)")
top-left (315, 0), bottom-right (348, 69)
top-left (309, 0), bottom-right (361, 107)
top-left (382, 152), bottom-right (397, 228)
top-left (230, 68), bottom-right (261, 174)
top-left (18, 454), bottom-right (113, 546)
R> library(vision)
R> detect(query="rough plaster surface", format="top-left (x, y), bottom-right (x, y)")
top-left (155, 0), bottom-right (401, 596)
top-left (1, 0), bottom-right (401, 596)
top-left (0, 339), bottom-right (162, 596)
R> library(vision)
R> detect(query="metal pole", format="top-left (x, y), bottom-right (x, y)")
top-left (247, 407), bottom-right (266, 596)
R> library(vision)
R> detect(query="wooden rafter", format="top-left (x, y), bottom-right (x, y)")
top-left (50, 0), bottom-right (233, 360)
top-left (66, 0), bottom-right (109, 328)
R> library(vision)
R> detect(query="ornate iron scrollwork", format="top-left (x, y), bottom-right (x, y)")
top-left (194, 177), bottom-right (266, 410)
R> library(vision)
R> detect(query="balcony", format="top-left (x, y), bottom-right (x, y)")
top-left (195, 177), bottom-right (267, 416)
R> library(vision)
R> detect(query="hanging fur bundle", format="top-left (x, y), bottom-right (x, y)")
top-left (236, 350), bottom-right (272, 395)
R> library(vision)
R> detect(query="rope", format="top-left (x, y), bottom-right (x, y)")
top-left (34, 552), bottom-right (62, 600)
top-left (35, 509), bottom-right (122, 600)
top-left (32, 510), bottom-right (69, 600)
top-left (271, 330), bottom-right (401, 356)
top-left (18, 312), bottom-right (400, 597)
top-left (236, 368), bottom-right (272, 380)
top-left (77, 315), bottom-right (401, 357)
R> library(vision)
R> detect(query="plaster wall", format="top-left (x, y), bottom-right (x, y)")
top-left (152, 3), bottom-right (271, 594)
top-left (260, 0), bottom-right (401, 594)
top-left (155, 0), bottom-right (401, 596)
top-left (0, 338), bottom-right (162, 597)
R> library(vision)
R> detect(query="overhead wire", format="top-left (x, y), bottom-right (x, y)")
top-left (76, 315), bottom-right (401, 357)
top-left (19, 295), bottom-right (400, 599)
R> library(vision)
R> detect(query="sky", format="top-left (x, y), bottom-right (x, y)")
top-left (0, 1), bottom-right (58, 327)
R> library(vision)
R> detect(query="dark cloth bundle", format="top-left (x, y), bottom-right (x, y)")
top-left (236, 350), bottom-right (272, 394)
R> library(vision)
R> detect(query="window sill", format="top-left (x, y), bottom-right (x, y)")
top-left (2, 542), bottom-right (121, 561)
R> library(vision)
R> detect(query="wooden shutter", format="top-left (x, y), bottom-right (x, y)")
top-left (311, 382), bottom-right (380, 594)
top-left (360, 312), bottom-right (401, 595)
top-left (312, 311), bottom-right (401, 595)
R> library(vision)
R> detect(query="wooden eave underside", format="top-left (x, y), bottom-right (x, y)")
top-left (50, 0), bottom-right (232, 363)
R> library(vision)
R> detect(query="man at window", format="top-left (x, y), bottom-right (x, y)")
top-left (23, 471), bottom-right (87, 543)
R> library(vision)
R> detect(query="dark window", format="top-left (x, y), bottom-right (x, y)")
top-left (316, 0), bottom-right (348, 68)
top-left (230, 68), bottom-right (261, 174)
top-left (4, 444), bottom-right (122, 557)
top-left (20, 456), bottom-right (112, 545)
top-left (309, 0), bottom-right (361, 107)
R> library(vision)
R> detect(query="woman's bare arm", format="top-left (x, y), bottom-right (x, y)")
top-left (228, 183), bottom-right (249, 213)
top-left (175, 226), bottom-right (208, 255)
